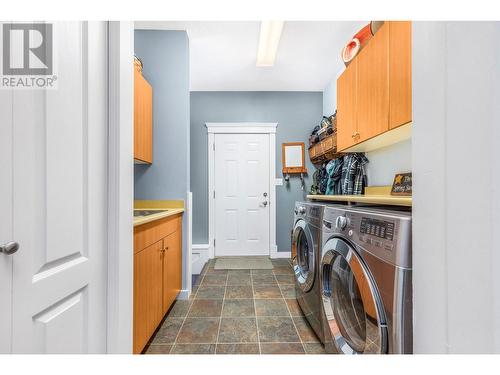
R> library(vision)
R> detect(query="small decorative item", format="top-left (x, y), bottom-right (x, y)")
top-left (282, 142), bottom-right (307, 175)
top-left (391, 172), bottom-right (412, 196)
top-left (341, 21), bottom-right (385, 66)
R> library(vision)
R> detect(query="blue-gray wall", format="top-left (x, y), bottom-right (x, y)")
top-left (190, 92), bottom-right (322, 252)
top-left (134, 30), bottom-right (190, 286)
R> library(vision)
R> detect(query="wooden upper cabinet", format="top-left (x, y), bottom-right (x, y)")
top-left (337, 60), bottom-right (358, 151)
top-left (133, 240), bottom-right (163, 354)
top-left (163, 220), bottom-right (182, 314)
top-left (356, 22), bottom-right (390, 144)
top-left (389, 21), bottom-right (412, 129)
top-left (134, 64), bottom-right (153, 164)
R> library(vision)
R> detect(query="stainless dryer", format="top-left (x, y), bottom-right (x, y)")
top-left (292, 201), bottom-right (325, 343)
top-left (320, 205), bottom-right (412, 354)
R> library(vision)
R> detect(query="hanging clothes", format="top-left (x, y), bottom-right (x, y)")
top-left (325, 157), bottom-right (343, 195)
top-left (341, 153), bottom-right (369, 195)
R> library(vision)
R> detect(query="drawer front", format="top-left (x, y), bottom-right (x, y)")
top-left (134, 214), bottom-right (182, 253)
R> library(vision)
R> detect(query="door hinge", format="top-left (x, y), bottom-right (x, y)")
top-left (213, 238), bottom-right (216, 247)
top-left (213, 143), bottom-right (215, 151)
top-left (213, 190), bottom-right (215, 199)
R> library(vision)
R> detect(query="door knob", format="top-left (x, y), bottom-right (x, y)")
top-left (0, 242), bottom-right (19, 255)
top-left (262, 201), bottom-right (268, 207)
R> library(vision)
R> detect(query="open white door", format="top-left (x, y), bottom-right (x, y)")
top-left (0, 22), bottom-right (108, 353)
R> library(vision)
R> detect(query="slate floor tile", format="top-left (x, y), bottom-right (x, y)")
top-left (188, 299), bottom-right (223, 317)
top-left (227, 273), bottom-right (252, 286)
top-left (145, 344), bottom-right (172, 354)
top-left (303, 343), bottom-right (326, 354)
top-left (225, 285), bottom-right (253, 299)
top-left (216, 343), bottom-right (260, 354)
top-left (255, 299), bottom-right (290, 317)
top-left (293, 316), bottom-right (320, 343)
top-left (257, 317), bottom-right (300, 343)
top-left (279, 284), bottom-right (296, 298)
top-left (273, 266), bottom-right (294, 275)
top-left (251, 269), bottom-right (274, 276)
top-left (285, 298), bottom-right (304, 317)
top-left (201, 274), bottom-right (228, 286)
top-left (261, 343), bottom-right (305, 354)
top-left (218, 318), bottom-right (258, 343)
top-left (168, 300), bottom-right (193, 318)
top-left (253, 284), bottom-right (282, 299)
top-left (275, 274), bottom-right (295, 285)
top-left (222, 299), bottom-right (255, 317)
top-left (176, 318), bottom-right (219, 344)
top-left (170, 344), bottom-right (216, 354)
top-left (196, 285), bottom-right (225, 299)
top-left (252, 274), bottom-right (278, 285)
top-left (151, 318), bottom-right (184, 344)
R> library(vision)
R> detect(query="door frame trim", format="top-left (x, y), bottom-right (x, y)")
top-left (107, 21), bottom-right (134, 354)
top-left (206, 122), bottom-right (278, 259)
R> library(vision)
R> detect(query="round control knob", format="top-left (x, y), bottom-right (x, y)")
top-left (335, 216), bottom-right (348, 230)
top-left (298, 206), bottom-right (306, 215)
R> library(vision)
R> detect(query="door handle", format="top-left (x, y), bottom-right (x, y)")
top-left (262, 201), bottom-right (268, 207)
top-left (0, 241), bottom-right (19, 255)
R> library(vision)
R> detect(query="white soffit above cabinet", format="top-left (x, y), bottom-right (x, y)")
top-left (134, 21), bottom-right (366, 91)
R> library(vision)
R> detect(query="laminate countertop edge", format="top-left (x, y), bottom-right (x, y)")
top-left (133, 208), bottom-right (185, 227)
top-left (306, 194), bottom-right (412, 207)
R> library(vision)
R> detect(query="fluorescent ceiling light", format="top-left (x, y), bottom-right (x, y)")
top-left (256, 21), bottom-right (284, 67)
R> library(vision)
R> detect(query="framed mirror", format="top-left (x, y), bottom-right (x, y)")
top-left (282, 142), bottom-right (307, 174)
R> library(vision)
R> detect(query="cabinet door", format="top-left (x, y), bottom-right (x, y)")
top-left (163, 223), bottom-right (182, 313)
top-left (134, 71), bottom-right (153, 163)
top-left (133, 240), bottom-right (163, 354)
top-left (336, 60), bottom-right (358, 151)
top-left (389, 21), bottom-right (412, 129)
top-left (356, 22), bottom-right (389, 143)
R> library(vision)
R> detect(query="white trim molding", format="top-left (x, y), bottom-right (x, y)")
top-left (107, 21), bottom-right (134, 354)
top-left (206, 122), bottom-right (278, 259)
top-left (270, 251), bottom-right (291, 259)
top-left (206, 122), bottom-right (277, 134)
top-left (192, 243), bottom-right (210, 274)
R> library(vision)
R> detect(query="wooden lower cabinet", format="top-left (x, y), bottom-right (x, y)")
top-left (133, 214), bottom-right (183, 354)
top-left (163, 225), bottom-right (182, 314)
top-left (133, 240), bottom-right (163, 354)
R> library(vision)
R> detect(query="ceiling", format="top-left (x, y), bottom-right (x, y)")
top-left (134, 21), bottom-right (367, 91)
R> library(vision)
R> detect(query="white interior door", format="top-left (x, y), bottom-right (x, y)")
top-left (214, 133), bottom-right (270, 256)
top-left (0, 22), bottom-right (108, 353)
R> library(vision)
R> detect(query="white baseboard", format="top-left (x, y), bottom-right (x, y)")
top-left (270, 251), bottom-right (291, 259)
top-left (177, 289), bottom-right (190, 300)
top-left (192, 243), bottom-right (210, 274)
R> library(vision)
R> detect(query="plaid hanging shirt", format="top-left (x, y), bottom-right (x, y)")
top-left (341, 153), bottom-right (369, 195)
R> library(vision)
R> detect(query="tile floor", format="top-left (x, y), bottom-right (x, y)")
top-left (144, 258), bottom-right (326, 354)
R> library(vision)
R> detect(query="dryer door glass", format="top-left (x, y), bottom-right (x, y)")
top-left (321, 238), bottom-right (387, 354)
top-left (292, 219), bottom-right (315, 292)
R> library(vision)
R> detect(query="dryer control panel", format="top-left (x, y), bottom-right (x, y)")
top-left (360, 217), bottom-right (394, 241)
top-left (322, 206), bottom-right (412, 269)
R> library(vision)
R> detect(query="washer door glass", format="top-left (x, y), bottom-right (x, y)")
top-left (292, 219), bottom-right (315, 292)
top-left (321, 237), bottom-right (387, 354)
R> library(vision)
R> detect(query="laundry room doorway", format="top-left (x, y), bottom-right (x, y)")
top-left (206, 123), bottom-right (278, 258)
